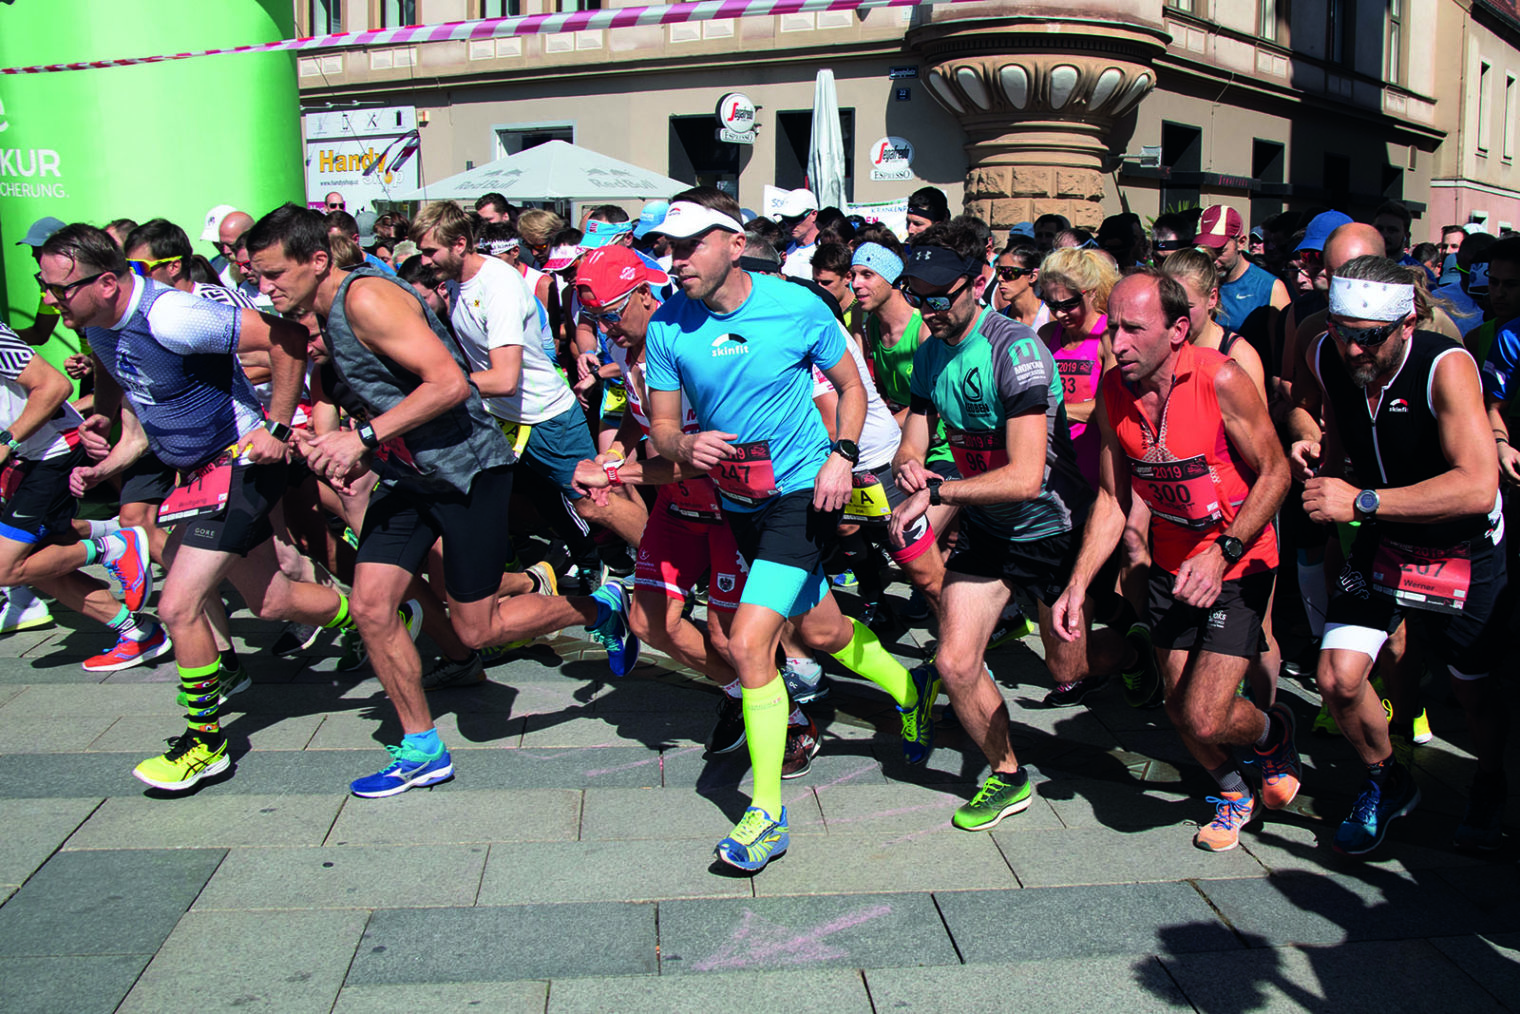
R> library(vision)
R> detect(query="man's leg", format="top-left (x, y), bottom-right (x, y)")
top-left (349, 561), bottom-right (432, 733)
top-left (935, 572), bottom-right (1016, 772)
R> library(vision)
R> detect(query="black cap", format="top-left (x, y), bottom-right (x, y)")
top-left (900, 245), bottom-right (982, 286)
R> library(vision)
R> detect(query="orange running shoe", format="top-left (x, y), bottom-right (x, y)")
top-left (1256, 703), bottom-right (1303, 810)
top-left (1194, 790), bottom-right (1257, 852)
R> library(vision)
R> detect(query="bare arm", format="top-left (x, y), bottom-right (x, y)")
top-left (471, 344), bottom-right (523, 399)
top-left (345, 278), bottom-right (470, 442)
top-left (1377, 353), bottom-right (1500, 523)
top-left (235, 309), bottom-right (309, 428)
top-left (6, 355), bottom-right (73, 446)
top-left (933, 411), bottom-right (1050, 506)
top-left (1214, 361), bottom-right (1291, 546)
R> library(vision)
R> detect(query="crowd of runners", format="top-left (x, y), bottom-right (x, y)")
top-left (4, 182), bottom-right (1513, 872)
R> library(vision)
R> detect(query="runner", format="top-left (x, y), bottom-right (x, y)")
top-left (1289, 255), bottom-right (1509, 854)
top-left (642, 189), bottom-right (936, 872)
top-left (1036, 247), bottom-right (1118, 490)
top-left (992, 242), bottom-right (1050, 331)
top-left (39, 222), bottom-right (352, 792)
top-left (1052, 270), bottom-right (1297, 853)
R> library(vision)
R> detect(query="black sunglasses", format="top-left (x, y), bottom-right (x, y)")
top-left (1047, 293), bottom-right (1085, 313)
top-left (35, 270), bottom-right (108, 302)
top-left (1152, 239), bottom-right (1190, 252)
top-left (996, 265), bottom-right (1033, 281)
top-left (899, 274), bottom-right (973, 312)
top-left (1329, 315), bottom-right (1409, 349)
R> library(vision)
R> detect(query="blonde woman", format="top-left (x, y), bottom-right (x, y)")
top-left (1037, 247), bottom-right (1119, 489)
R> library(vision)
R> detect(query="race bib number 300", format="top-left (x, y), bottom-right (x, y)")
top-left (713, 440), bottom-right (778, 504)
top-left (1130, 455), bottom-right (1222, 530)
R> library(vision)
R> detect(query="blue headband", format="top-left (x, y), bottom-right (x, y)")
top-left (851, 242), bottom-right (903, 284)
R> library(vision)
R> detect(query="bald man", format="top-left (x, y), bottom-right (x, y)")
top-left (217, 211), bottom-right (255, 289)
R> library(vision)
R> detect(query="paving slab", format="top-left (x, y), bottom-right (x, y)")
top-left (65, 794), bottom-right (343, 850)
top-left (1435, 865), bottom-right (1520, 932)
top-left (0, 954), bottom-right (152, 1014)
top-left (0, 847), bottom-right (224, 956)
top-left (1030, 771), bottom-right (1200, 830)
top-left (993, 825), bottom-right (1269, 887)
top-left (548, 968), bottom-right (873, 1013)
top-left (0, 710), bottom-right (117, 752)
top-left (813, 780), bottom-right (1063, 835)
top-left (935, 882), bottom-right (1240, 961)
top-left (658, 892), bottom-right (958, 974)
top-left (118, 908), bottom-right (369, 1014)
top-left (579, 785), bottom-right (826, 840)
top-left (754, 829), bottom-right (1017, 896)
top-left (0, 751), bottom-right (146, 797)
top-left (865, 956), bottom-right (1192, 1013)
top-left (0, 796), bottom-right (101, 885)
top-left (333, 981), bottom-right (549, 1014)
top-left (518, 708), bottom-right (706, 749)
top-left (0, 683), bottom-right (183, 716)
top-left (662, 742), bottom-right (888, 790)
top-left (87, 713), bottom-right (325, 752)
top-left (324, 788), bottom-right (580, 845)
top-left (349, 902), bottom-right (656, 983)
top-left (193, 844), bottom-right (489, 910)
top-left (476, 839), bottom-right (754, 904)
top-left (305, 709), bottom-right (523, 750)
top-left (1429, 932), bottom-right (1520, 1006)
top-left (1160, 938), bottom-right (1508, 1013)
top-left (1240, 819), bottom-right (1489, 877)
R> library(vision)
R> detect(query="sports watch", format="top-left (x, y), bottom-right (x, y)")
top-left (265, 420), bottom-right (294, 443)
top-left (831, 439), bottom-right (860, 465)
top-left (927, 476), bottom-right (945, 507)
top-left (1354, 488), bottom-right (1381, 518)
top-left (1214, 534), bottom-right (1244, 564)
top-left (357, 423), bottom-right (381, 450)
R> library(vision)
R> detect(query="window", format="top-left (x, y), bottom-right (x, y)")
top-left (494, 123), bottom-right (573, 160)
top-left (1506, 75), bottom-right (1517, 161)
top-left (556, 0), bottom-right (602, 10)
top-left (670, 116), bottom-right (741, 195)
top-left (1329, 0), bottom-right (1353, 66)
top-left (1165, 0), bottom-right (1194, 12)
top-left (1479, 61), bottom-right (1494, 155)
top-left (1250, 138), bottom-right (1285, 221)
top-left (774, 110), bottom-right (855, 202)
top-left (311, 0), bottom-right (341, 34)
top-left (482, 0), bottom-right (520, 15)
top-left (1385, 0), bottom-right (1402, 83)
top-left (1160, 121), bottom-right (1202, 211)
top-left (380, 0), bottom-right (416, 27)
top-left (1258, 0), bottom-right (1277, 42)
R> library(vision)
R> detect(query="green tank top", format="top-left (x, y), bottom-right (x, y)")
top-left (867, 311), bottom-right (953, 465)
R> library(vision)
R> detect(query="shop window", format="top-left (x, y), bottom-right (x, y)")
top-left (773, 110), bottom-right (854, 203)
top-left (1160, 121), bottom-right (1202, 211)
top-left (380, 0), bottom-right (417, 27)
top-left (311, 0), bottom-right (342, 34)
top-left (670, 116), bottom-right (741, 195)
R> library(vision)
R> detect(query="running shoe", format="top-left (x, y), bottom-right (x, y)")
top-left (1333, 767), bottom-right (1421, 856)
top-left (953, 770), bottom-right (1033, 831)
top-left (82, 624), bottom-right (172, 673)
top-left (1453, 771), bottom-right (1507, 851)
top-left (706, 694), bottom-right (747, 755)
top-left (1256, 703), bottom-right (1302, 810)
top-left (0, 594), bottom-right (52, 634)
top-left (102, 526), bottom-right (152, 612)
top-left (900, 588), bottom-right (931, 623)
top-left (859, 601), bottom-right (896, 633)
top-left (334, 599), bottom-right (422, 672)
top-left (831, 570), bottom-right (858, 591)
top-left (987, 606), bottom-right (1033, 649)
top-left (1042, 671), bottom-right (1111, 708)
top-left (480, 637), bottom-right (537, 665)
top-left (1412, 707), bottom-right (1433, 745)
top-left (526, 560), bottom-right (558, 597)
top-left (781, 714), bottom-right (821, 780)
top-left (1120, 623), bottom-right (1163, 709)
top-left (272, 621), bottom-right (322, 657)
top-left (1194, 790), bottom-right (1257, 852)
top-left (421, 651), bottom-right (486, 690)
top-left (217, 662), bottom-right (251, 704)
top-left (589, 581), bottom-right (640, 676)
top-left (132, 729), bottom-right (229, 791)
top-left (898, 663), bottom-right (941, 765)
top-left (349, 741), bottom-right (454, 798)
top-left (714, 805), bottom-right (788, 872)
top-left (780, 659), bottom-right (830, 705)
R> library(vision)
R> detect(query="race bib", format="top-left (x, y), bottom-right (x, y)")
top-left (1057, 358), bottom-right (1099, 401)
top-left (498, 420), bottom-right (532, 458)
top-left (600, 384), bottom-right (628, 417)
top-left (712, 440), bottom-right (778, 505)
top-left (666, 477), bottom-right (723, 522)
top-left (1371, 539), bottom-right (1472, 614)
top-left (948, 431), bottom-right (1008, 476)
top-left (159, 451), bottom-right (234, 524)
top-left (844, 472), bottom-right (892, 521)
top-left (1130, 455), bottom-right (1223, 530)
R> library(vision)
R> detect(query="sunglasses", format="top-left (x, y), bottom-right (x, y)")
top-left (1047, 293), bottom-right (1086, 313)
top-left (128, 256), bottom-right (181, 277)
top-left (584, 291), bottom-right (635, 327)
top-left (326, 202), bottom-right (346, 210)
top-left (1152, 239), bottom-right (1190, 252)
top-left (1329, 315), bottom-right (1409, 349)
top-left (996, 265), bottom-right (1033, 281)
top-left (899, 274), bottom-right (973, 312)
top-left (35, 270), bottom-right (109, 302)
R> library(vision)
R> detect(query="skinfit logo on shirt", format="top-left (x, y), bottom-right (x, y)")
top-left (1388, 398), bottom-right (1409, 413)
top-left (710, 334), bottom-right (749, 357)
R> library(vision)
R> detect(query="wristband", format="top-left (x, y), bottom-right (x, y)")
top-left (603, 461), bottom-right (624, 486)
top-left (357, 423), bottom-right (380, 450)
top-left (265, 420), bottom-right (294, 443)
top-left (604, 446), bottom-right (626, 461)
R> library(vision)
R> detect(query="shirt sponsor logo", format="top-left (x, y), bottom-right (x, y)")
top-left (710, 334), bottom-right (749, 357)
top-left (1387, 398), bottom-right (1409, 413)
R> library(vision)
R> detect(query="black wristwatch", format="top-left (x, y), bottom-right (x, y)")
top-left (1214, 534), bottom-right (1244, 564)
top-left (356, 423), bottom-right (381, 450)
top-left (928, 476), bottom-right (945, 507)
top-left (831, 439), bottom-right (860, 465)
top-left (265, 420), bottom-right (293, 443)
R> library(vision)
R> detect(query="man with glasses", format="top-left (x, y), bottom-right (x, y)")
top-left (888, 221), bottom-right (1118, 831)
top-left (772, 188), bottom-right (820, 281)
top-left (1150, 212), bottom-right (1197, 266)
top-left (324, 192), bottom-right (346, 213)
top-left (39, 222), bottom-right (353, 792)
top-left (1197, 205), bottom-right (1289, 368)
top-left (1289, 255), bottom-right (1509, 855)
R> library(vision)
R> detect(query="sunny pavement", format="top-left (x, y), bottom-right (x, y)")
top-left (2, 575), bottom-right (1519, 1014)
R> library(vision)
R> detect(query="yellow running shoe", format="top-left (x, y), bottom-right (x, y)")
top-left (1412, 707), bottom-right (1433, 744)
top-left (133, 730), bottom-right (229, 791)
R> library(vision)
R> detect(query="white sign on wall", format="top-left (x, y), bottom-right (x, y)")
top-left (869, 136), bottom-right (915, 182)
top-left (304, 105), bottom-right (420, 213)
top-left (716, 92), bottom-right (757, 145)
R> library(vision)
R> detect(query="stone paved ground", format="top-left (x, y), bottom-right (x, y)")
top-left (2, 574), bottom-right (1519, 1013)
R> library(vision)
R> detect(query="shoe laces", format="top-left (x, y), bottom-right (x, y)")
top-left (969, 775), bottom-right (1012, 807)
top-left (1205, 794), bottom-right (1253, 829)
top-left (730, 808), bottom-right (776, 844)
top-left (1350, 781), bottom-right (1383, 824)
top-left (162, 728), bottom-right (206, 762)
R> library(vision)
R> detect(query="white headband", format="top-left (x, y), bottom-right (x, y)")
top-left (649, 201), bottom-right (745, 239)
top-left (1329, 275), bottom-right (1415, 322)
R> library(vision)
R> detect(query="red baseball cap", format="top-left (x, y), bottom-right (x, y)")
top-left (1196, 205), bottom-right (1244, 249)
top-left (575, 245), bottom-right (669, 307)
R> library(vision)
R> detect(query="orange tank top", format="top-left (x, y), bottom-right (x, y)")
top-left (1101, 342), bottom-right (1277, 578)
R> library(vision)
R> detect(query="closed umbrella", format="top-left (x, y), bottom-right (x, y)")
top-left (808, 69), bottom-right (847, 210)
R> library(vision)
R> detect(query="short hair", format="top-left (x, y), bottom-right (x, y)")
top-left (586, 204), bottom-right (630, 224)
top-left (38, 223), bottom-right (128, 277)
top-left (999, 242), bottom-right (1041, 269)
top-left (476, 193), bottom-right (510, 216)
top-left (245, 203), bottom-right (331, 262)
top-left (323, 210), bottom-right (360, 238)
top-left (950, 214), bottom-right (992, 251)
top-left (853, 224), bottom-right (904, 258)
top-left (1373, 200), bottom-right (1412, 231)
top-left (1484, 236), bottom-right (1520, 270)
top-left (1152, 211), bottom-right (1197, 242)
top-left (1122, 267), bottom-right (1192, 329)
top-left (670, 186), bottom-right (744, 223)
top-left (816, 207), bottom-right (853, 243)
top-left (397, 255), bottom-right (445, 289)
top-left (104, 218), bottom-right (139, 240)
top-left (188, 255), bottom-right (218, 285)
top-left (811, 241), bottom-right (852, 276)
top-left (327, 233), bottom-right (365, 269)
top-left (742, 233), bottom-right (781, 265)
top-left (907, 186), bottom-right (950, 223)
top-left (410, 201), bottom-right (473, 251)
top-left (516, 209), bottom-right (565, 247)
top-left (1462, 232), bottom-right (1498, 263)
top-left (1333, 254), bottom-right (1413, 288)
top-left (1034, 213), bottom-right (1071, 232)
top-left (123, 219), bottom-right (193, 264)
top-left (1098, 212), bottom-right (1143, 242)
top-left (1442, 223), bottom-right (1467, 237)
top-left (1055, 228), bottom-right (1094, 247)
top-left (912, 220), bottom-right (984, 265)
top-left (1411, 242), bottom-right (1440, 264)
top-left (478, 220), bottom-right (519, 247)
top-left (744, 217), bottom-right (785, 257)
top-left (1040, 247), bottom-right (1120, 312)
top-left (552, 227), bottom-right (583, 248)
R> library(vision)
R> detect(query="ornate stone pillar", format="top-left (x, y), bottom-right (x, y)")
top-left (907, 3), bottom-right (1169, 229)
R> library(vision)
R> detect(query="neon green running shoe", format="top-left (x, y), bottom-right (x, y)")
top-left (133, 729), bottom-right (229, 791)
top-left (1412, 707), bottom-right (1433, 745)
top-left (714, 805), bottom-right (789, 872)
top-left (953, 771), bottom-right (1033, 831)
top-left (898, 664), bottom-right (941, 765)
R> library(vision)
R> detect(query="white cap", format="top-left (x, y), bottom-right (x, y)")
top-left (771, 188), bottom-right (818, 221)
top-left (201, 204), bottom-right (238, 242)
top-left (649, 201), bottom-right (745, 239)
top-left (542, 245), bottom-right (586, 272)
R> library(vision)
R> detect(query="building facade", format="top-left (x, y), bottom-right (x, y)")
top-left (294, 0), bottom-right (1519, 242)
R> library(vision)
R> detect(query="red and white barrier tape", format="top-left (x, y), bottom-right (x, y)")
top-left (1, 0), bottom-right (962, 75)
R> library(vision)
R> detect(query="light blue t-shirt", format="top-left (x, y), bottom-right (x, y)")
top-left (644, 272), bottom-right (845, 510)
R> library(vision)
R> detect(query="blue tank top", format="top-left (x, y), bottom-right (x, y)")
top-left (1216, 262), bottom-right (1277, 333)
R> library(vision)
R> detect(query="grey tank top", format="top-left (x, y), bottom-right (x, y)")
top-left (322, 266), bottom-right (512, 494)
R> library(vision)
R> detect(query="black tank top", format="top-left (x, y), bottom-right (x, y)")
top-left (1312, 329), bottom-right (1491, 547)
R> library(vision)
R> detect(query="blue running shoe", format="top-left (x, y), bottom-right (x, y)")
top-left (589, 581), bottom-right (640, 677)
top-left (899, 663), bottom-right (941, 765)
top-left (831, 570), bottom-right (858, 591)
top-left (715, 805), bottom-right (789, 872)
top-left (350, 742), bottom-right (454, 798)
top-left (1333, 769), bottom-right (1421, 856)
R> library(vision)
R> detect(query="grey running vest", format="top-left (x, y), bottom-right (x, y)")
top-left (322, 266), bottom-right (512, 494)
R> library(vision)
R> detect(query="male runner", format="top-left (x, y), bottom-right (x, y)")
top-left (39, 223), bottom-right (350, 792)
top-left (1052, 270), bottom-right (1297, 853)
top-left (643, 189), bottom-right (935, 872)
top-left (1290, 255), bottom-right (1509, 853)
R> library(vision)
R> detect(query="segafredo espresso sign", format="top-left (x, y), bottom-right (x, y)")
top-left (715, 92), bottom-right (756, 144)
